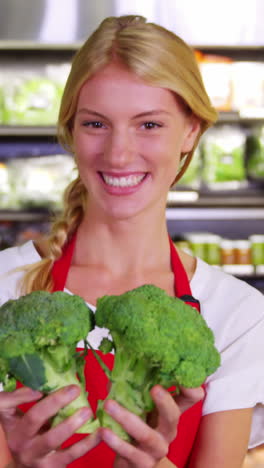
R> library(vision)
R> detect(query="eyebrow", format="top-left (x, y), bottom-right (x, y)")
top-left (76, 108), bottom-right (172, 119)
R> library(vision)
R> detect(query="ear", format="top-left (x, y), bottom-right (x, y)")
top-left (181, 115), bottom-right (201, 154)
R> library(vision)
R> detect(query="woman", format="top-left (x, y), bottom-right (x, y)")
top-left (0, 15), bottom-right (264, 468)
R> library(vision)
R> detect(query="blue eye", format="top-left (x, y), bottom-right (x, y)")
top-left (143, 121), bottom-right (162, 130)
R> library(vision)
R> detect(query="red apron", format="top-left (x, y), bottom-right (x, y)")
top-left (18, 235), bottom-right (203, 466)
top-left (50, 234), bottom-right (203, 467)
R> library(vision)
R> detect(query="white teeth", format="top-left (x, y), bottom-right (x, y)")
top-left (102, 174), bottom-right (145, 187)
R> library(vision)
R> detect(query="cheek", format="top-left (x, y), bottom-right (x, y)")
top-left (141, 138), bottom-right (170, 161)
top-left (73, 135), bottom-right (103, 163)
top-left (154, 139), bottom-right (182, 169)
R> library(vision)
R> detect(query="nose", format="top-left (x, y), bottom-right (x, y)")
top-left (103, 128), bottom-right (135, 168)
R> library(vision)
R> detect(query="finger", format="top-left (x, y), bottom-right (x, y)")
top-left (150, 386), bottom-right (180, 443)
top-left (101, 428), bottom-right (154, 468)
top-left (59, 429), bottom-right (101, 465)
top-left (0, 387), bottom-right (42, 411)
top-left (175, 386), bottom-right (205, 413)
top-left (18, 407), bottom-right (94, 463)
top-left (0, 387), bottom-right (42, 425)
top-left (20, 385), bottom-right (81, 439)
top-left (104, 400), bottom-right (168, 460)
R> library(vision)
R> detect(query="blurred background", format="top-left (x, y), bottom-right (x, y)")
top-left (0, 1), bottom-right (264, 465)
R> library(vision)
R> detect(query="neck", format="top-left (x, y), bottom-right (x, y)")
top-left (73, 207), bottom-right (171, 277)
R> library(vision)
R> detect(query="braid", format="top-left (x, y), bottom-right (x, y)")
top-left (20, 176), bottom-right (86, 294)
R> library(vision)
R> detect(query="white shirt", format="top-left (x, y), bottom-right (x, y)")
top-left (0, 241), bottom-right (264, 448)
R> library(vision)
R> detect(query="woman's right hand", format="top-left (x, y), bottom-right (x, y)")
top-left (0, 385), bottom-right (101, 467)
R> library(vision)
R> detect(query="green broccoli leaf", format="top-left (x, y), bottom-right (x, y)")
top-left (9, 354), bottom-right (46, 390)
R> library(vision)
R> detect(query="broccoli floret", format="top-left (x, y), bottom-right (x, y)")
top-left (0, 290), bottom-right (99, 433)
top-left (95, 284), bottom-right (221, 440)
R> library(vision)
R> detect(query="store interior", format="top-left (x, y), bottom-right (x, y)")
top-left (0, 1), bottom-right (263, 466)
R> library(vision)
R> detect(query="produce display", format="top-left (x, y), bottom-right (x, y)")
top-left (246, 127), bottom-right (264, 181)
top-left (0, 64), bottom-right (70, 125)
top-left (174, 233), bottom-right (264, 270)
top-left (197, 53), bottom-right (233, 111)
top-left (173, 125), bottom-right (264, 189)
top-left (0, 285), bottom-right (221, 440)
top-left (202, 126), bottom-right (247, 188)
top-left (3, 77), bottom-right (62, 125)
top-left (0, 155), bottom-right (75, 209)
top-left (197, 54), bottom-right (264, 115)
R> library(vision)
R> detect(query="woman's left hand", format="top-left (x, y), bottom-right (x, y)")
top-left (101, 384), bottom-right (204, 468)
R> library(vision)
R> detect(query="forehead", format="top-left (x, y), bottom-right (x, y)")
top-left (77, 62), bottom-right (178, 111)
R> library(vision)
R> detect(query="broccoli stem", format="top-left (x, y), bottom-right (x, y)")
top-left (97, 340), bottom-right (157, 440)
top-left (42, 356), bottom-right (99, 434)
top-left (51, 367), bottom-right (99, 433)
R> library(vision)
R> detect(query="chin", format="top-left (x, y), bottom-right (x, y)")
top-left (102, 200), bottom-right (148, 221)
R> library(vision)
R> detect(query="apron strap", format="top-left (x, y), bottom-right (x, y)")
top-left (169, 236), bottom-right (200, 313)
top-left (52, 233), bottom-right (77, 291)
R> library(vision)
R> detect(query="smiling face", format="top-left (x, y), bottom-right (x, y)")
top-left (72, 62), bottom-right (200, 221)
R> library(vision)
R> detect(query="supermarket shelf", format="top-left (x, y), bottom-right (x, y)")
top-left (0, 125), bottom-right (57, 137)
top-left (217, 111), bottom-right (264, 125)
top-left (0, 210), bottom-right (53, 222)
top-left (167, 212), bottom-right (264, 241)
top-left (196, 196), bottom-right (264, 207)
top-left (167, 190), bottom-right (264, 207)
top-left (195, 45), bottom-right (264, 51)
top-left (166, 207), bottom-right (264, 220)
top-left (0, 42), bottom-right (78, 61)
top-left (194, 45), bottom-right (264, 61)
top-left (0, 141), bottom-right (66, 158)
top-left (1, 42), bottom-right (263, 54)
top-left (0, 41), bottom-right (81, 51)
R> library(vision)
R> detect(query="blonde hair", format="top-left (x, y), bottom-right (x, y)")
top-left (21, 14), bottom-right (217, 293)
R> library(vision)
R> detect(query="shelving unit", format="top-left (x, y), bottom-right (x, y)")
top-left (0, 209), bottom-right (52, 222)
top-left (194, 45), bottom-right (264, 60)
top-left (0, 125), bottom-right (57, 137)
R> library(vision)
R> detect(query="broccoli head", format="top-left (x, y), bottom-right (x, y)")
top-left (95, 284), bottom-right (221, 440)
top-left (0, 290), bottom-right (99, 433)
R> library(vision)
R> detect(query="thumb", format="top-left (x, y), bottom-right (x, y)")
top-left (174, 386), bottom-right (205, 413)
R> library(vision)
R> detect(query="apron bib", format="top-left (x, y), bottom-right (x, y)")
top-left (18, 234), bottom-right (203, 468)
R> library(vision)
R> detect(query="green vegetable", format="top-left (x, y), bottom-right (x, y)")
top-left (3, 78), bottom-right (62, 125)
top-left (94, 284), bottom-right (221, 440)
top-left (246, 133), bottom-right (264, 179)
top-left (0, 290), bottom-right (99, 433)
